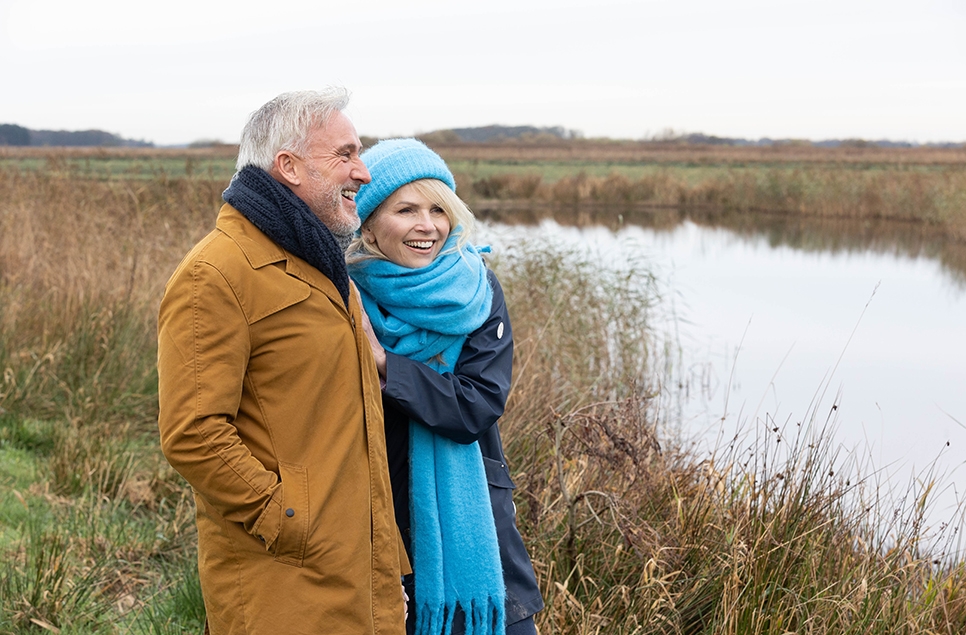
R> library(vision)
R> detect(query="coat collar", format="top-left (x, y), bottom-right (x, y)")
top-left (216, 203), bottom-right (350, 312)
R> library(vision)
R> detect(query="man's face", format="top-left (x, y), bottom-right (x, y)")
top-left (290, 111), bottom-right (371, 235)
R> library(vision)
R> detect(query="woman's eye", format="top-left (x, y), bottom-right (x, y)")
top-left (431, 206), bottom-right (445, 215)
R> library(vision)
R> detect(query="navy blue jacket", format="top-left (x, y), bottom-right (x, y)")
top-left (382, 269), bottom-right (545, 626)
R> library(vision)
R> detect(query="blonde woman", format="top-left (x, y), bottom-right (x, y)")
top-left (347, 139), bottom-right (543, 635)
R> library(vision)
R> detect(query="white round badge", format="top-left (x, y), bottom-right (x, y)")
top-left (497, 322), bottom-right (505, 339)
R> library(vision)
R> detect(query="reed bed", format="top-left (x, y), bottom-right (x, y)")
top-left (463, 167), bottom-right (966, 244)
top-left (1, 160), bottom-right (965, 633)
top-left (431, 139), bottom-right (966, 167)
top-left (1, 167), bottom-right (216, 633)
top-left (3, 145), bottom-right (964, 242)
top-left (493, 241), bottom-right (966, 634)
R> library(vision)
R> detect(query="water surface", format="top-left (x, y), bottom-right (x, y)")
top-left (480, 216), bottom-right (966, 531)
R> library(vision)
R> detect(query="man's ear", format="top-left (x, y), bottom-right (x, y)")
top-left (272, 150), bottom-right (301, 187)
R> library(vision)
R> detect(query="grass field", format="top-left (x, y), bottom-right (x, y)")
top-left (4, 141), bottom-right (965, 243)
top-left (2, 147), bottom-right (966, 633)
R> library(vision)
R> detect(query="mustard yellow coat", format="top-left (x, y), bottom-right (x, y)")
top-left (158, 204), bottom-right (408, 635)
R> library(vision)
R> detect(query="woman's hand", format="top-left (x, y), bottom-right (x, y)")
top-left (352, 282), bottom-right (387, 379)
top-left (402, 583), bottom-right (409, 622)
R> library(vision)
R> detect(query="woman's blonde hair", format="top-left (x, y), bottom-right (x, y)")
top-left (346, 179), bottom-right (476, 265)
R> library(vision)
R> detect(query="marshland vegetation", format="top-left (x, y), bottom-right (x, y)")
top-left (2, 144), bottom-right (966, 633)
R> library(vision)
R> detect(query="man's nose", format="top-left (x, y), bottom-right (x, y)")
top-left (351, 159), bottom-right (371, 184)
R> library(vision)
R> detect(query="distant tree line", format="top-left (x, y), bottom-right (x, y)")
top-left (0, 123), bottom-right (153, 147)
top-left (643, 128), bottom-right (962, 148)
top-left (414, 125), bottom-right (962, 148)
top-left (3, 121), bottom-right (959, 149)
top-left (0, 124), bottom-right (30, 146)
top-left (418, 125), bottom-right (583, 144)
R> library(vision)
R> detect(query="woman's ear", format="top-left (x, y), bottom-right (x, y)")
top-left (360, 223), bottom-right (376, 245)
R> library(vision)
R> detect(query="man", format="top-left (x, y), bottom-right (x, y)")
top-left (157, 88), bottom-right (408, 635)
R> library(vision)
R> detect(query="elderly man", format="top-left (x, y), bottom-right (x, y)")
top-left (157, 89), bottom-right (408, 635)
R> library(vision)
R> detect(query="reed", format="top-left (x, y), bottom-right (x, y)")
top-left (461, 167), bottom-right (966, 243)
top-left (0, 165), bottom-right (214, 633)
top-left (494, 241), bottom-right (966, 634)
top-left (430, 138), bottom-right (966, 168)
top-left (1, 159), bottom-right (965, 632)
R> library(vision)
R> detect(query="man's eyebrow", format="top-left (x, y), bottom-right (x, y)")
top-left (336, 142), bottom-right (361, 154)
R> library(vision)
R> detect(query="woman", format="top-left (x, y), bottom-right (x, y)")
top-left (347, 139), bottom-right (544, 635)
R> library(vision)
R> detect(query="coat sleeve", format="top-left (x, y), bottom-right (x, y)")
top-left (157, 257), bottom-right (283, 547)
top-left (381, 270), bottom-right (512, 445)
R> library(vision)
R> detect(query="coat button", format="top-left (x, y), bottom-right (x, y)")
top-left (286, 508), bottom-right (295, 518)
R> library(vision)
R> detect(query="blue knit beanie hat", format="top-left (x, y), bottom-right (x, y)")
top-left (355, 138), bottom-right (456, 225)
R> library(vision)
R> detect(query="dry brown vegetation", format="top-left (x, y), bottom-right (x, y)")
top-left (0, 145), bottom-right (239, 162)
top-left (494, 239), bottom-right (966, 634)
top-left (5, 139), bottom-right (966, 168)
top-left (430, 139), bottom-right (966, 166)
top-left (2, 149), bottom-right (966, 633)
top-left (6, 141), bottom-right (963, 242)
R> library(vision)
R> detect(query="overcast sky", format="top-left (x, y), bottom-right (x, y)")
top-left (2, 0), bottom-right (964, 146)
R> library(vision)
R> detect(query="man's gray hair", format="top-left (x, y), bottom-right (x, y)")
top-left (236, 88), bottom-right (350, 171)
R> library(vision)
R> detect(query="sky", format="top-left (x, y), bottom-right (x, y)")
top-left (1, 0), bottom-right (964, 146)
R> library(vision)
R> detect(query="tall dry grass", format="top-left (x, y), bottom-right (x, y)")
top-left (0, 164), bottom-right (217, 633)
top-left (462, 167), bottom-right (966, 245)
top-left (493, 241), bottom-right (966, 634)
top-left (431, 138), bottom-right (966, 167)
top-left (2, 156), bottom-right (966, 633)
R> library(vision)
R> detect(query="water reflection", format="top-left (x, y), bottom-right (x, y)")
top-left (479, 211), bottom-right (966, 533)
top-left (476, 204), bottom-right (966, 288)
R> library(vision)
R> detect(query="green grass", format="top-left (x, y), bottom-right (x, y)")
top-left (0, 445), bottom-right (36, 549)
top-left (0, 155), bottom-right (237, 182)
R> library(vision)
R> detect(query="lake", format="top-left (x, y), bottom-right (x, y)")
top-left (479, 212), bottom-right (966, 536)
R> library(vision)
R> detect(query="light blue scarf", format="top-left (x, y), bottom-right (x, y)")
top-left (349, 232), bottom-right (505, 635)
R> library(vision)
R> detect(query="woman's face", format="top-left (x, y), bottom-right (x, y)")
top-left (361, 183), bottom-right (451, 268)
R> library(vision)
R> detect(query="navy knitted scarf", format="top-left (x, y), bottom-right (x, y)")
top-left (223, 165), bottom-right (350, 308)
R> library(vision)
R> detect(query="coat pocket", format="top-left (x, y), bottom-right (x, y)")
top-left (483, 456), bottom-right (518, 527)
top-left (273, 462), bottom-right (309, 567)
top-left (482, 456), bottom-right (516, 490)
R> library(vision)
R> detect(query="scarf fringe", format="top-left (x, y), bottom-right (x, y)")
top-left (414, 598), bottom-right (505, 635)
